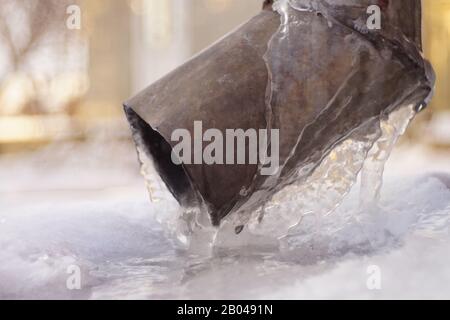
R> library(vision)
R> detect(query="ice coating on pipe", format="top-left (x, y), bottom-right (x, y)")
top-left (218, 0), bottom-right (434, 230)
top-left (124, 0), bottom-right (435, 251)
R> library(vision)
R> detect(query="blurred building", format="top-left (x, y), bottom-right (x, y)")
top-left (415, 0), bottom-right (450, 147)
top-left (130, 0), bottom-right (261, 93)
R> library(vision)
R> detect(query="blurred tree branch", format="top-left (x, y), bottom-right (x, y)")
top-left (0, 0), bottom-right (80, 115)
top-left (0, 0), bottom-right (74, 78)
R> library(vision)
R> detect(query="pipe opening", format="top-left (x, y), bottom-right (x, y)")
top-left (124, 105), bottom-right (198, 207)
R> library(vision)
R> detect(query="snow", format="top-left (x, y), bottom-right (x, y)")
top-left (0, 139), bottom-right (449, 299)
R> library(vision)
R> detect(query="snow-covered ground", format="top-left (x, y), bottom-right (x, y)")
top-left (0, 138), bottom-right (449, 299)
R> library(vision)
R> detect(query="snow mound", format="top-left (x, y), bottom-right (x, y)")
top-left (0, 171), bottom-right (449, 299)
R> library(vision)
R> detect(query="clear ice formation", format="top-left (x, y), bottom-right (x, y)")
top-left (124, 0), bottom-right (435, 252)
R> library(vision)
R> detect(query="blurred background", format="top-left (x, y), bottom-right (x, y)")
top-left (0, 0), bottom-right (449, 202)
top-left (0, 0), bottom-right (449, 151)
top-left (0, 0), bottom-right (266, 152)
top-left (1, 1), bottom-right (449, 300)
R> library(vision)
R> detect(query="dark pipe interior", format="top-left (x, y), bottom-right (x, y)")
top-left (123, 105), bottom-right (198, 207)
